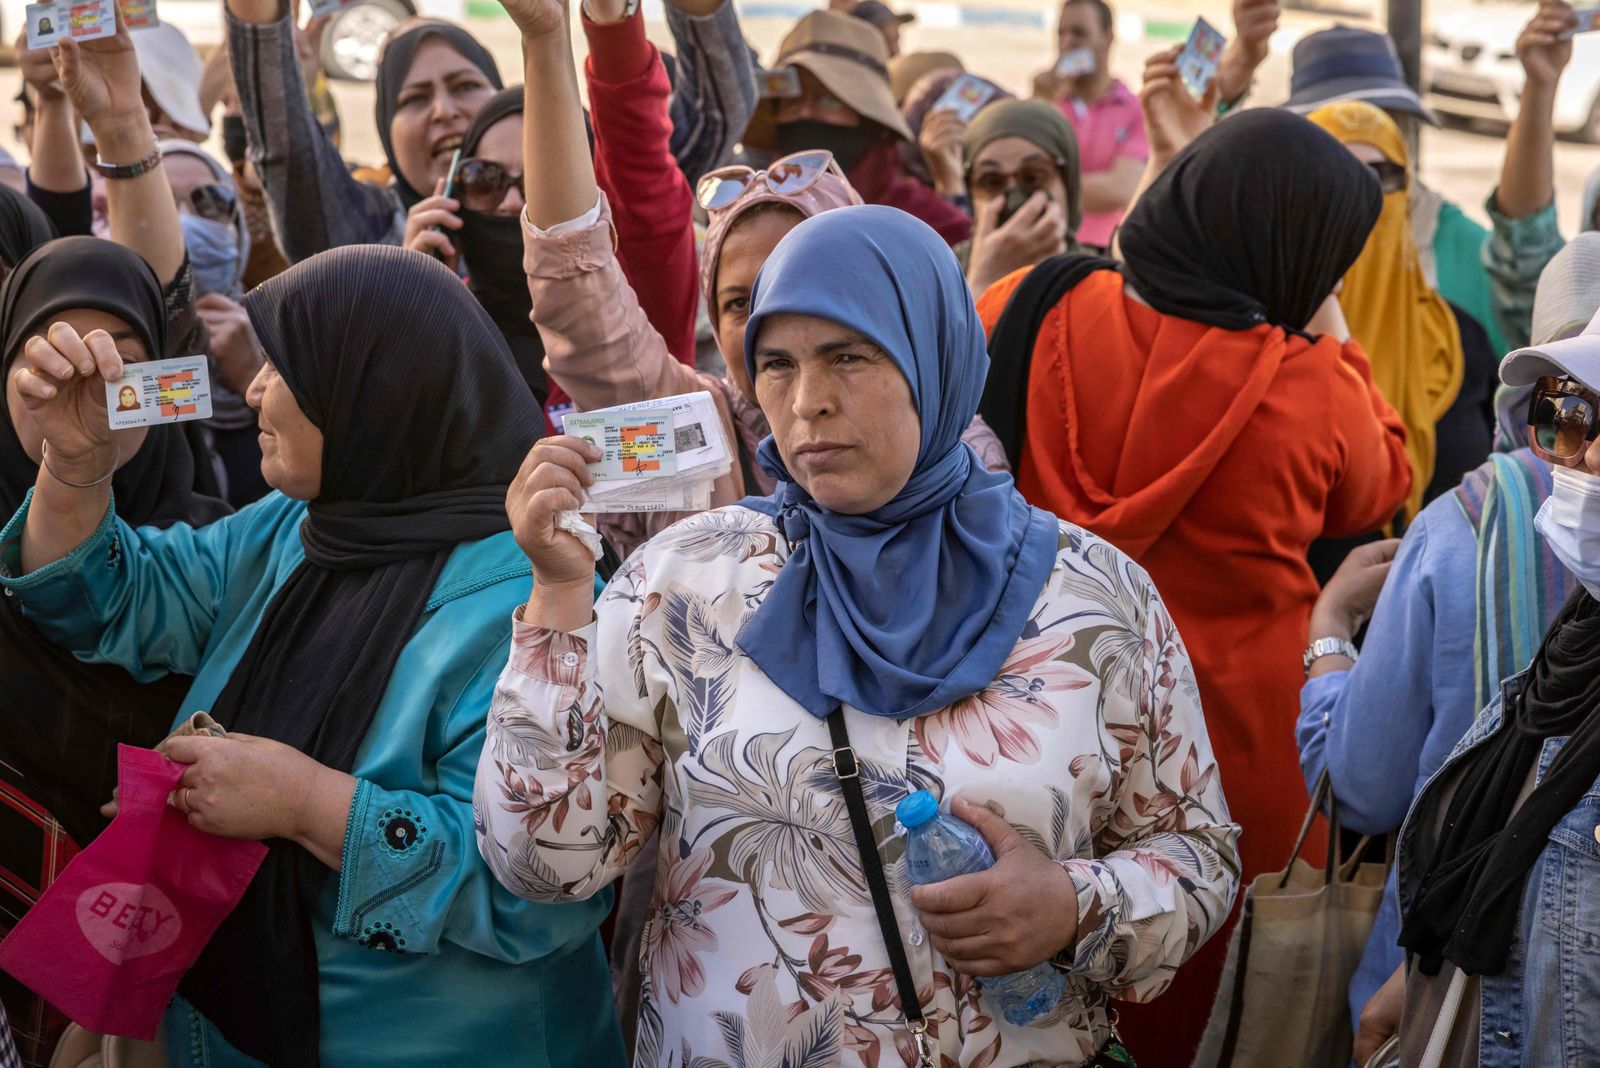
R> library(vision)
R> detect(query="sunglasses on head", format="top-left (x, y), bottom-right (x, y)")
top-left (1365, 158), bottom-right (1408, 195)
top-left (456, 158), bottom-right (524, 211)
top-left (1526, 375), bottom-right (1600, 465)
top-left (695, 150), bottom-right (843, 213)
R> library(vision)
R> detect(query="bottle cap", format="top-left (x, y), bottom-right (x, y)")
top-left (896, 789), bottom-right (939, 829)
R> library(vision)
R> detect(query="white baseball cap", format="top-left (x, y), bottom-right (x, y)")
top-left (132, 23), bottom-right (209, 138)
top-left (1501, 306), bottom-right (1600, 392)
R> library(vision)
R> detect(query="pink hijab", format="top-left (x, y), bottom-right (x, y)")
top-left (700, 164), bottom-right (863, 339)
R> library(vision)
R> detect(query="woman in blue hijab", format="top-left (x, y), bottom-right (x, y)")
top-left (479, 205), bottom-right (1240, 1066)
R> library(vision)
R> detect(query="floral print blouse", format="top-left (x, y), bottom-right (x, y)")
top-left (475, 508), bottom-right (1241, 1067)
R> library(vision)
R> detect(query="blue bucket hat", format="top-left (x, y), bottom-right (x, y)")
top-left (1283, 25), bottom-right (1438, 125)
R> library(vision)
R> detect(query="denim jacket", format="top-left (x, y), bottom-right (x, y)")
top-left (1397, 672), bottom-right (1600, 1066)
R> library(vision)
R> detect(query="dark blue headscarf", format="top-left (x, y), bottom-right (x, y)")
top-left (737, 205), bottom-right (1060, 720)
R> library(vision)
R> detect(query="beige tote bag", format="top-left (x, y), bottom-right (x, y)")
top-left (1193, 771), bottom-right (1389, 1068)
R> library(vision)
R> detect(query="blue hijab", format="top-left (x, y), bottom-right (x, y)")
top-left (737, 205), bottom-right (1060, 720)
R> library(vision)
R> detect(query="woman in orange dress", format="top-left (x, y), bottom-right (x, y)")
top-left (975, 110), bottom-right (1411, 1065)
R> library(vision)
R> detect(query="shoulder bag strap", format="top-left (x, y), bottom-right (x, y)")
top-left (827, 707), bottom-right (935, 1068)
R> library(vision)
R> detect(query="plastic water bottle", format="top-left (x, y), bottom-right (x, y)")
top-left (896, 789), bottom-right (1066, 1027)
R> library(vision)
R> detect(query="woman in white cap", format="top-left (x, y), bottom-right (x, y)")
top-left (1381, 305), bottom-right (1600, 1066)
top-left (1295, 234), bottom-right (1600, 1062)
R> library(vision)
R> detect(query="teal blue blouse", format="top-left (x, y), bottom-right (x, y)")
top-left (0, 492), bottom-right (623, 1068)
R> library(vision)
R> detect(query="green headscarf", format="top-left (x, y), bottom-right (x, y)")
top-left (963, 99), bottom-right (1082, 243)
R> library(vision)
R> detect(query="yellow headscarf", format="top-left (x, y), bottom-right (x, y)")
top-left (1310, 101), bottom-right (1464, 525)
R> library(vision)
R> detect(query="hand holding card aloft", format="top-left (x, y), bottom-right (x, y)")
top-left (25, 0), bottom-right (115, 50)
top-left (933, 73), bottom-right (999, 122)
top-left (11, 322), bottom-right (126, 466)
top-left (106, 356), bottom-right (213, 430)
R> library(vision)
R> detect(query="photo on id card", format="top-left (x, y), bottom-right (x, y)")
top-left (105, 356), bottom-right (213, 431)
top-left (25, 0), bottom-right (114, 48)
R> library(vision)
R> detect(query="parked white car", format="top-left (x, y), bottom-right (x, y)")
top-left (1425, 3), bottom-right (1600, 142)
top-left (1, 0), bottom-right (466, 80)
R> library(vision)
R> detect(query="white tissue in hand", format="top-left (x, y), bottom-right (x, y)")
top-left (556, 510), bottom-right (604, 561)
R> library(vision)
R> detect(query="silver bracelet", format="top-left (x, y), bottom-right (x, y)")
top-left (41, 442), bottom-right (118, 489)
top-left (1302, 635), bottom-right (1359, 677)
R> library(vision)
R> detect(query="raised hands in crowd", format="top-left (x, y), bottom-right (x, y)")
top-left (4, 0), bottom-right (1600, 1063)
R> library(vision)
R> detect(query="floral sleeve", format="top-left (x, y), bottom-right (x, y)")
top-left (474, 555), bottom-right (666, 903)
top-left (1059, 560), bottom-right (1241, 1000)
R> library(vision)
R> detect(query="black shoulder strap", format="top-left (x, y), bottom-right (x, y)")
top-left (978, 253), bottom-right (1119, 471)
top-left (827, 708), bottom-right (935, 1068)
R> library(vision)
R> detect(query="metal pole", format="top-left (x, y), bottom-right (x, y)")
top-left (1388, 0), bottom-right (1422, 93)
top-left (1388, 0), bottom-right (1423, 158)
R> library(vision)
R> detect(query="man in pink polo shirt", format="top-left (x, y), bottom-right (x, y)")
top-left (1033, 0), bottom-right (1146, 249)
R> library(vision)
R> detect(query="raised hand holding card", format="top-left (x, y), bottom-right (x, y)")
top-left (105, 356), bottom-right (213, 431)
top-left (932, 73), bottom-right (1000, 122)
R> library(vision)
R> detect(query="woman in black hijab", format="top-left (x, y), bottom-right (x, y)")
top-left (424, 85), bottom-right (549, 403)
top-left (0, 238), bottom-right (229, 839)
top-left (2, 244), bottom-right (621, 1068)
top-left (226, 1), bottom-right (502, 260)
top-left (0, 239), bottom-right (231, 1028)
top-left (970, 109), bottom-right (1407, 1063)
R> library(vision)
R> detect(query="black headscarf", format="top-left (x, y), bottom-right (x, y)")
top-left (0, 237), bottom-right (229, 526)
top-left (456, 85), bottom-right (547, 404)
top-left (375, 21), bottom-right (503, 209)
top-left (0, 237), bottom-right (228, 853)
top-left (1119, 109), bottom-right (1382, 333)
top-left (178, 246), bottom-right (543, 1067)
top-left (1399, 588), bottom-right (1600, 977)
top-left (0, 184), bottom-right (54, 274)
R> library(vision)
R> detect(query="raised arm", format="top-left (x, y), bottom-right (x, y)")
top-left (1214, 0), bottom-right (1279, 111)
top-left (226, 0), bottom-right (404, 259)
top-left (1483, 0), bottom-right (1574, 350)
top-left (17, 34), bottom-right (88, 220)
top-left (663, 0), bottom-right (759, 184)
top-left (55, 13), bottom-right (184, 285)
top-left (583, 2), bottom-right (698, 363)
top-left (515, 0), bottom-right (711, 409)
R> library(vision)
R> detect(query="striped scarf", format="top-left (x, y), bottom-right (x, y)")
top-left (1453, 450), bottom-right (1576, 710)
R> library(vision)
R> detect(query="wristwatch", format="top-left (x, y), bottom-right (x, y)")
top-left (1302, 636), bottom-right (1359, 676)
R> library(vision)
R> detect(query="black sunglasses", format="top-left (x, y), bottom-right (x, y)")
top-left (457, 158), bottom-right (524, 210)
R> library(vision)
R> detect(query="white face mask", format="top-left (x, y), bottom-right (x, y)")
top-left (1536, 465), bottom-right (1600, 598)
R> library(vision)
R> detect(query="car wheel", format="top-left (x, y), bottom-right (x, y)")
top-left (319, 0), bottom-right (408, 83)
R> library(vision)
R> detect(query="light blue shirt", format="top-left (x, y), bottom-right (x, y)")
top-left (1296, 489), bottom-right (1482, 1030)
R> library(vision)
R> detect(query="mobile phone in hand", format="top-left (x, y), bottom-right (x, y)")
top-left (997, 187), bottom-right (1043, 228)
top-left (433, 148), bottom-right (463, 265)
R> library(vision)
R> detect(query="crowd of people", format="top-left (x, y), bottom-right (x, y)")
top-left (0, 0), bottom-right (1597, 1061)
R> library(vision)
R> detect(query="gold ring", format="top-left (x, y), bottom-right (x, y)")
top-left (184, 787), bottom-right (196, 812)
